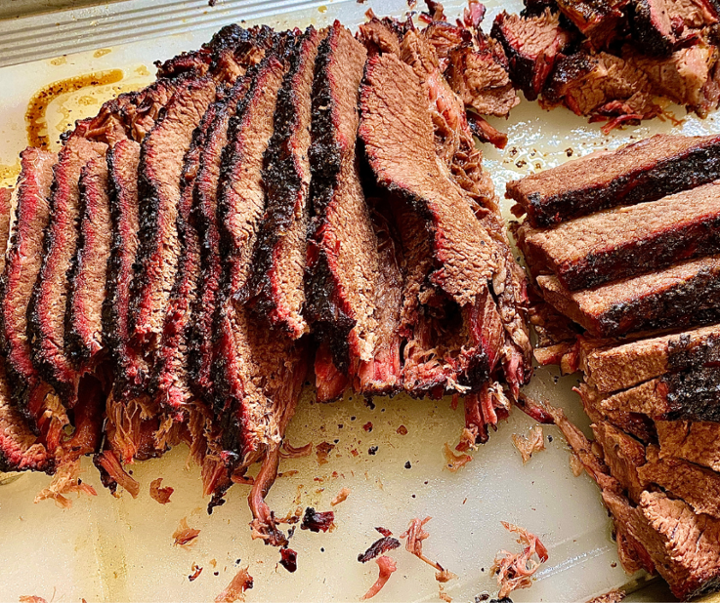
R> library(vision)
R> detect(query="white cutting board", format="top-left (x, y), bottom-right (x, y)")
top-left (1, 0), bottom-right (717, 601)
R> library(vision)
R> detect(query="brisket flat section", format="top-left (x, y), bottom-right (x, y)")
top-left (603, 490), bottom-right (720, 600)
top-left (537, 255), bottom-right (720, 337)
top-left (152, 100), bottom-right (218, 414)
top-left (306, 23), bottom-right (380, 375)
top-left (29, 136), bottom-right (107, 404)
top-left (519, 181), bottom-right (720, 290)
top-left (213, 50), bottom-right (290, 447)
top-left (66, 155), bottom-right (112, 369)
top-left (599, 366), bottom-right (720, 421)
top-left (580, 323), bottom-right (720, 393)
top-left (131, 77), bottom-right (216, 353)
top-left (190, 78), bottom-right (253, 399)
top-left (507, 133), bottom-right (720, 227)
top-left (656, 419), bottom-right (720, 471)
top-left (245, 27), bottom-right (321, 339)
top-left (104, 139), bottom-right (147, 400)
top-left (490, 9), bottom-right (571, 101)
top-left (0, 148), bottom-right (55, 430)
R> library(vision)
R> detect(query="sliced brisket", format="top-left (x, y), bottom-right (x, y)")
top-left (306, 23), bottom-right (382, 384)
top-left (656, 419), bottom-right (720, 471)
top-left (537, 255), bottom-right (720, 338)
top-left (104, 139), bottom-right (148, 400)
top-left (508, 133), bottom-right (720, 227)
top-left (491, 9), bottom-right (572, 101)
top-left (518, 181), bottom-right (720, 290)
top-left (29, 136), bottom-right (107, 405)
top-left (592, 420), bottom-right (646, 501)
top-left (580, 323), bottom-right (720, 393)
top-left (130, 77), bottom-right (216, 354)
top-left (66, 155), bottom-right (112, 370)
top-left (245, 27), bottom-right (322, 339)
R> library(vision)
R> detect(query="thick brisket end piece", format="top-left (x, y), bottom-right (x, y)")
top-left (491, 9), bottom-right (571, 101)
top-left (507, 133), bottom-right (720, 227)
top-left (245, 27), bottom-right (321, 339)
top-left (656, 419), bottom-right (720, 471)
top-left (537, 255), bottom-right (720, 337)
top-left (29, 136), bottom-right (107, 404)
top-left (0, 149), bottom-right (58, 429)
top-left (67, 155), bottom-right (112, 369)
top-left (104, 139), bottom-right (148, 400)
top-left (631, 0), bottom-right (676, 57)
top-left (152, 100), bottom-right (219, 415)
top-left (580, 323), bottom-right (720, 393)
top-left (603, 490), bottom-right (720, 600)
top-left (599, 366), bottom-right (720, 421)
top-left (306, 23), bottom-right (381, 380)
top-left (518, 181), bottom-right (720, 290)
top-left (190, 78), bottom-right (253, 400)
top-left (131, 77), bottom-right (216, 353)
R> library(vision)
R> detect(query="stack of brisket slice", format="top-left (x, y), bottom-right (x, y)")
top-left (491, 0), bottom-right (720, 131)
top-left (512, 133), bottom-right (720, 599)
top-left (0, 8), bottom-right (532, 549)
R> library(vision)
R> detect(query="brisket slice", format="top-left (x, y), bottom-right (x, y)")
top-left (0, 149), bottom-right (65, 444)
top-left (656, 419), bottom-right (720, 471)
top-left (152, 99), bottom-right (219, 415)
top-left (130, 77), bottom-right (216, 353)
top-left (580, 323), bottom-right (720, 393)
top-left (244, 27), bottom-right (321, 339)
top-left (104, 139), bottom-right (147, 400)
top-left (491, 9), bottom-right (572, 101)
top-left (518, 181), bottom-right (720, 290)
top-left (189, 77), bottom-right (254, 401)
top-left (29, 136), bottom-right (107, 405)
top-left (537, 255), bottom-right (720, 338)
top-left (507, 133), bottom-right (720, 228)
top-left (66, 155), bottom-right (112, 370)
top-left (592, 420), bottom-right (646, 501)
top-left (639, 444), bottom-right (720, 518)
top-left (603, 490), bottom-right (720, 600)
top-left (306, 23), bottom-right (382, 381)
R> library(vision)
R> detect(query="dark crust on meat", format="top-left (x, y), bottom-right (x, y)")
top-left (244, 27), bottom-right (320, 338)
top-left (305, 26), bottom-right (354, 371)
top-left (662, 366), bottom-right (720, 421)
top-left (152, 101), bottom-right (219, 413)
top-left (507, 134), bottom-right (720, 228)
top-left (668, 327), bottom-right (720, 370)
top-left (29, 136), bottom-right (107, 405)
top-left (632, 0), bottom-right (675, 57)
top-left (66, 155), bottom-right (112, 369)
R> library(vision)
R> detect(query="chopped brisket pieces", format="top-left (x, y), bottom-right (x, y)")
top-left (131, 77), bottom-right (216, 353)
top-left (66, 155), bottom-right (112, 370)
top-left (245, 27), bottom-right (322, 339)
top-left (579, 323), bottom-right (720, 393)
top-left (508, 134), bottom-right (720, 227)
top-left (555, 0), bottom-right (629, 49)
top-left (29, 136), bottom-right (107, 405)
top-left (631, 0), bottom-right (677, 57)
top-left (104, 139), bottom-right (148, 401)
top-left (537, 255), bottom-right (720, 338)
top-left (306, 23), bottom-right (383, 385)
top-left (491, 9), bottom-right (572, 101)
top-left (518, 181), bottom-right (720, 290)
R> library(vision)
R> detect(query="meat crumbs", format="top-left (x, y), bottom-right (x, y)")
top-left (512, 425), bottom-right (546, 464)
top-left (361, 555), bottom-right (397, 600)
top-left (173, 517), bottom-right (201, 547)
top-left (149, 477), bottom-right (174, 504)
top-left (215, 567), bottom-right (253, 603)
top-left (492, 522), bottom-right (548, 599)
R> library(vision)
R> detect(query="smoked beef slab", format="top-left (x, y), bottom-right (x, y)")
top-left (518, 181), bottom-right (720, 290)
top-left (579, 323), bottom-right (720, 393)
top-left (29, 136), bottom-right (107, 405)
top-left (245, 27), bottom-right (321, 339)
top-left (67, 155), bottom-right (112, 370)
top-left (305, 22), bottom-right (382, 387)
top-left (190, 77), bottom-right (254, 401)
top-left (130, 77), bottom-right (216, 353)
top-left (507, 133), bottom-right (720, 227)
top-left (0, 149), bottom-right (62, 438)
top-left (656, 419), bottom-right (720, 471)
top-left (537, 255), bottom-right (720, 338)
top-left (152, 99), bottom-right (219, 415)
top-left (598, 366), bottom-right (720, 421)
top-left (104, 139), bottom-right (148, 401)
top-left (491, 9), bottom-right (572, 101)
